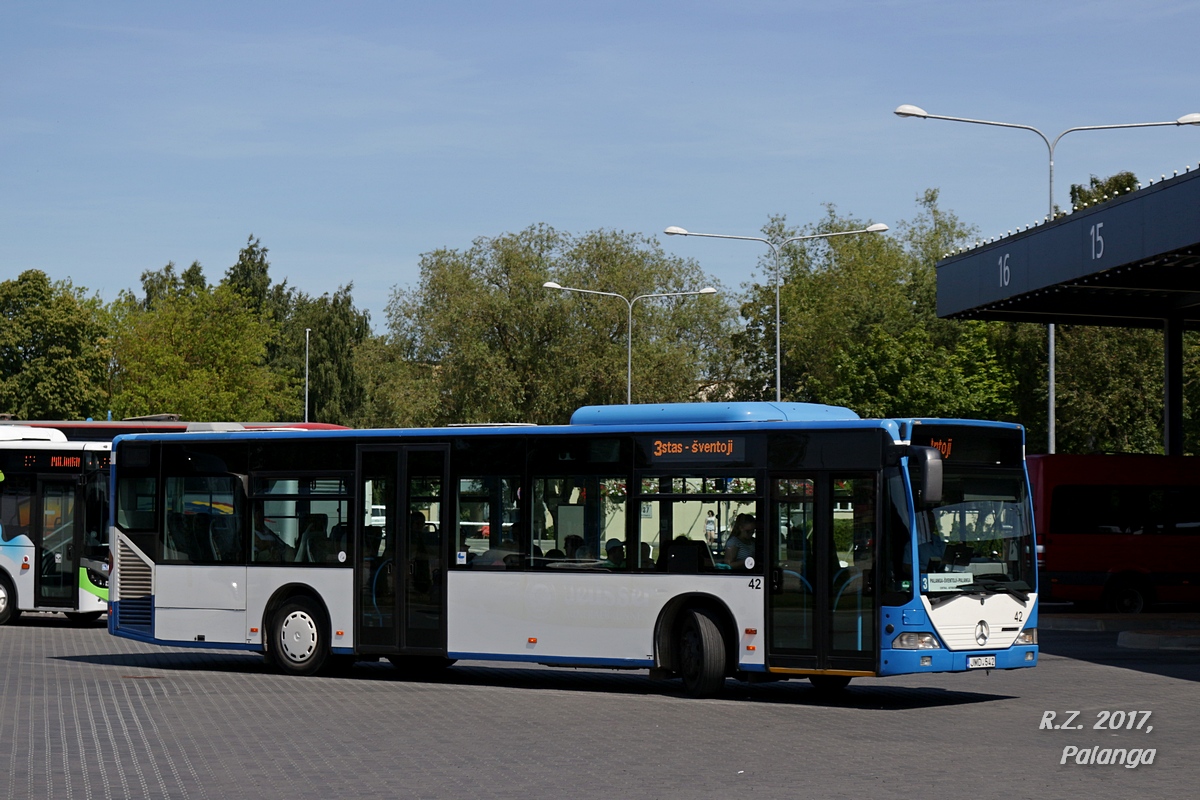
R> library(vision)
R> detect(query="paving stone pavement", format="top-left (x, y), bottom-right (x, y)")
top-left (1, 612), bottom-right (1197, 799)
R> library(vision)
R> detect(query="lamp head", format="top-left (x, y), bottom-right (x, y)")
top-left (699, 286), bottom-right (717, 295)
top-left (542, 281), bottom-right (562, 290)
top-left (866, 223), bottom-right (889, 233)
top-left (664, 226), bottom-right (688, 235)
top-left (1176, 113), bottom-right (1200, 126)
top-left (894, 104), bottom-right (928, 119)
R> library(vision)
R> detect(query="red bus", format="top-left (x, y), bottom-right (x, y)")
top-left (1029, 454), bottom-right (1200, 612)
top-left (0, 417), bottom-right (347, 442)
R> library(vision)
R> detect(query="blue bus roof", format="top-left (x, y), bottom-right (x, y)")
top-left (570, 402), bottom-right (859, 425)
top-left (110, 404), bottom-right (1024, 447)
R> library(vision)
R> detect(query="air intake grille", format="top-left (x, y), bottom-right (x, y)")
top-left (115, 539), bottom-right (153, 632)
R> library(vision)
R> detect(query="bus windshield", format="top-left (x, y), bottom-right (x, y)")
top-left (915, 466), bottom-right (1035, 597)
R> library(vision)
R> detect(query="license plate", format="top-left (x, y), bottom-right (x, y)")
top-left (968, 655), bottom-right (996, 669)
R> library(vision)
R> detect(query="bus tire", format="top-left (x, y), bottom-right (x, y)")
top-left (678, 608), bottom-right (726, 698)
top-left (809, 675), bottom-right (851, 692)
top-left (64, 611), bottom-right (103, 626)
top-left (0, 573), bottom-right (19, 626)
top-left (1103, 576), bottom-right (1150, 614)
top-left (269, 597), bottom-right (329, 676)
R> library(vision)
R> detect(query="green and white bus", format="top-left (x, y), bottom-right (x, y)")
top-left (0, 426), bottom-right (110, 624)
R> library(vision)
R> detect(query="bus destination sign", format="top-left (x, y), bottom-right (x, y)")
top-left (648, 436), bottom-right (745, 463)
top-left (0, 450), bottom-right (110, 473)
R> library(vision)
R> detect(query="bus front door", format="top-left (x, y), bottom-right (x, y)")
top-left (767, 473), bottom-right (876, 674)
top-left (356, 446), bottom-right (448, 655)
top-left (36, 479), bottom-right (78, 608)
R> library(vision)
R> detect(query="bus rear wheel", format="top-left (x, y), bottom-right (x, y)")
top-left (269, 597), bottom-right (330, 676)
top-left (1103, 577), bottom-right (1150, 614)
top-left (0, 574), bottom-right (19, 626)
top-left (678, 609), bottom-right (726, 698)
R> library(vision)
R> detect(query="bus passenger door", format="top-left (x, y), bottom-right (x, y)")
top-left (767, 476), bottom-right (818, 668)
top-left (401, 448), bottom-right (447, 651)
top-left (36, 479), bottom-right (79, 608)
top-left (768, 473), bottom-right (877, 673)
top-left (356, 446), bottom-right (448, 654)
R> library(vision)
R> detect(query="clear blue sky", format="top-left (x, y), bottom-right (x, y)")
top-left (3, 1), bottom-right (1198, 330)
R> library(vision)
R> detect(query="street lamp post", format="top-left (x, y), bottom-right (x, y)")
top-left (664, 223), bottom-right (888, 402)
top-left (304, 327), bottom-right (311, 423)
top-left (542, 282), bottom-right (717, 404)
top-left (895, 104), bottom-right (1200, 452)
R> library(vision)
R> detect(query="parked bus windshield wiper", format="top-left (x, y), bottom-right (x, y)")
top-left (960, 576), bottom-right (1030, 602)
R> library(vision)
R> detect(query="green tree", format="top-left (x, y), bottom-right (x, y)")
top-left (1055, 325), bottom-right (1164, 453)
top-left (108, 273), bottom-right (298, 421)
top-left (276, 286), bottom-right (372, 425)
top-left (381, 224), bottom-right (733, 425)
top-left (137, 261), bottom-right (207, 309)
top-left (733, 191), bottom-right (996, 418)
top-left (224, 235), bottom-right (272, 314)
top-left (0, 270), bottom-right (110, 419)
top-left (1069, 171), bottom-right (1139, 210)
top-left (217, 237), bottom-right (372, 424)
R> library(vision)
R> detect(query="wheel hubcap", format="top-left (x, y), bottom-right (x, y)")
top-left (279, 611), bottom-right (318, 663)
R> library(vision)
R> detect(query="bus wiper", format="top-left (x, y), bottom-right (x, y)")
top-left (961, 577), bottom-right (1030, 602)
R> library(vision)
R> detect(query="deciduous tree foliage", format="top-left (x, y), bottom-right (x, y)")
top-left (108, 265), bottom-right (297, 421)
top-left (276, 286), bottom-right (371, 425)
top-left (376, 225), bottom-right (733, 426)
top-left (732, 191), bottom-right (1016, 420)
top-left (0, 270), bottom-right (109, 419)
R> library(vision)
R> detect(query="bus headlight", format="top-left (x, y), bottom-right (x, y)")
top-left (1015, 628), bottom-right (1037, 645)
top-left (892, 632), bottom-right (941, 649)
top-left (85, 568), bottom-right (109, 590)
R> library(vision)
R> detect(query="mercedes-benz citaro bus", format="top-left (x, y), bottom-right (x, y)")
top-left (107, 402), bottom-right (1038, 696)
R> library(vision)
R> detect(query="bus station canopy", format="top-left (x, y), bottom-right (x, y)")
top-left (934, 166), bottom-right (1200, 454)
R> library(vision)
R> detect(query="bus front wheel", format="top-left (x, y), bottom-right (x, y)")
top-left (678, 609), bottom-right (726, 698)
top-left (269, 597), bottom-right (330, 676)
top-left (0, 574), bottom-right (19, 626)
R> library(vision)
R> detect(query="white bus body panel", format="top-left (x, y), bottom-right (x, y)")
top-left (155, 565), bottom-right (247, 643)
top-left (152, 565), bottom-right (355, 648)
top-left (244, 567), bottom-right (356, 648)
top-left (0, 536), bottom-right (35, 611)
top-left (447, 572), bottom-right (766, 667)
top-left (923, 592), bottom-right (1037, 649)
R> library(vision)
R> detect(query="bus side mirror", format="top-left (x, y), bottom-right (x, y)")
top-left (909, 446), bottom-right (943, 506)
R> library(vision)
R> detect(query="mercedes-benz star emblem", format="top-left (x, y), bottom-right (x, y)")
top-left (975, 620), bottom-right (990, 646)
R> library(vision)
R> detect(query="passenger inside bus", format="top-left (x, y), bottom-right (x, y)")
top-left (603, 539), bottom-right (625, 568)
top-left (723, 513), bottom-right (757, 569)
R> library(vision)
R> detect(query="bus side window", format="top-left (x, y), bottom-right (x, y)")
top-left (532, 476), bottom-right (626, 571)
top-left (456, 476), bottom-right (522, 568)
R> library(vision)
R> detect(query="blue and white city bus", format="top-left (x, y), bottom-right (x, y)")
top-left (108, 402), bottom-right (1038, 695)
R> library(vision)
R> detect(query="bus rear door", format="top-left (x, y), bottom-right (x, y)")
top-left (356, 445), bottom-right (449, 654)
